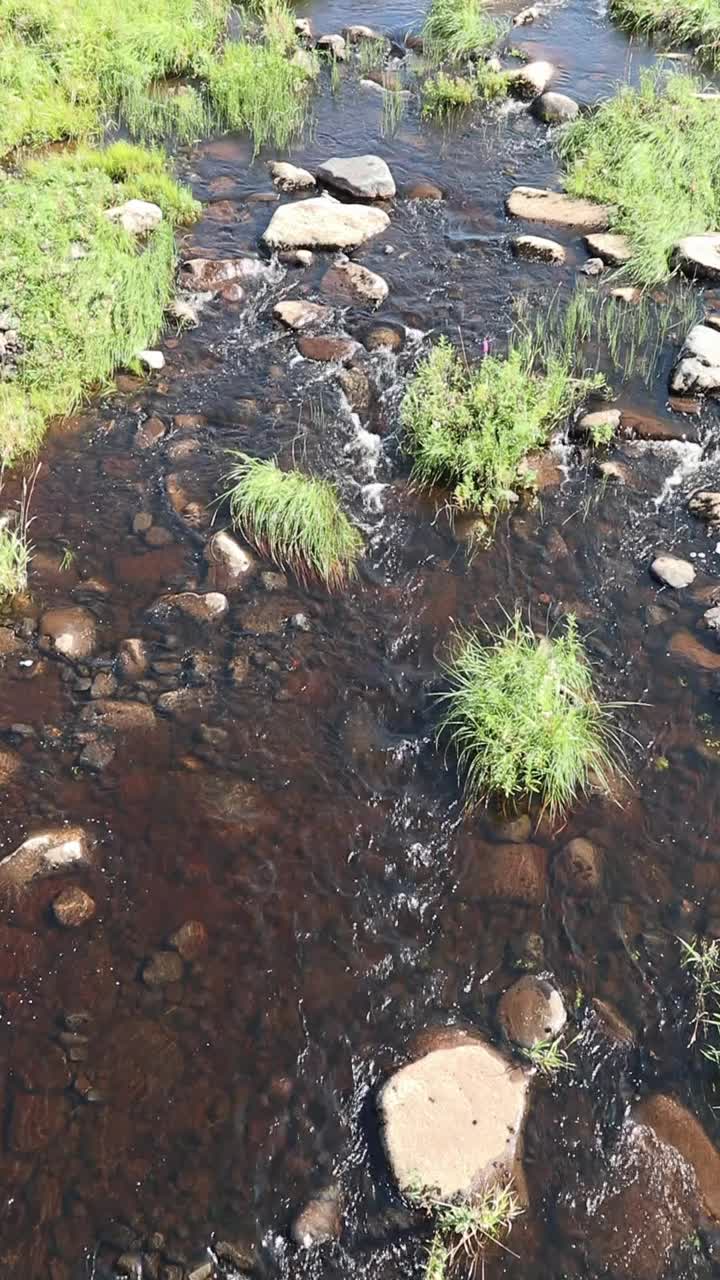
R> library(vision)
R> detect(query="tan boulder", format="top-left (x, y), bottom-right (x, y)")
top-left (506, 186), bottom-right (615, 230)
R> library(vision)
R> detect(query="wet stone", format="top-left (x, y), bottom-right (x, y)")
top-left (650, 555), bottom-right (696, 589)
top-left (506, 186), bottom-right (614, 230)
top-left (39, 607), bottom-right (97, 661)
top-left (132, 512), bottom-right (153, 534)
top-left (512, 234), bottom-right (566, 263)
top-left (117, 639), bottom-right (149, 682)
top-left (273, 300), bottom-right (331, 331)
top-left (405, 179), bottom-right (443, 200)
top-left (497, 974), bottom-right (567, 1049)
top-left (669, 629), bottom-right (720, 671)
top-left (688, 489), bottom-right (720, 530)
top-left (532, 91), bottom-right (579, 123)
top-left (316, 32), bottom-right (347, 58)
top-left (9, 1091), bottom-right (69, 1152)
top-left (297, 334), bottom-right (361, 364)
top-left (134, 417), bottom-right (166, 450)
top-left (262, 198), bottom-right (390, 251)
top-left (507, 59), bottom-right (554, 99)
top-left (152, 592), bottom-right (229, 624)
top-left (473, 843), bottom-right (547, 905)
top-left (169, 920), bottom-right (208, 961)
top-left (52, 887), bottom-right (97, 928)
top-left (554, 836), bottom-right (603, 895)
top-left (80, 699), bottom-right (157, 732)
top-left (0, 749), bottom-right (22, 783)
top-left (90, 671), bottom-right (118, 699)
top-left (292, 1185), bottom-right (343, 1247)
top-left (268, 160), bottom-right (316, 192)
top-left (364, 324), bottom-right (403, 352)
top-left (584, 232), bottom-right (633, 265)
top-left (634, 1093), bottom-right (720, 1219)
top-left (317, 154), bottom-right (395, 199)
top-left (0, 827), bottom-right (92, 893)
top-left (260, 570), bottom-right (288, 591)
top-left (321, 261), bottom-right (389, 305)
top-left (142, 950), bottom-right (184, 986)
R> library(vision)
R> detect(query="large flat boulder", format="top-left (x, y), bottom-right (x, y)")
top-left (674, 233), bottom-right (720, 281)
top-left (506, 186), bottom-right (614, 230)
top-left (262, 197), bottom-right (390, 250)
top-left (584, 232), bottom-right (633, 264)
top-left (671, 322), bottom-right (720, 393)
top-left (316, 154), bottom-right (396, 199)
top-left (378, 1031), bottom-right (530, 1198)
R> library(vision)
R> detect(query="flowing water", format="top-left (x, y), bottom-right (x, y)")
top-left (3, 2), bottom-right (720, 1278)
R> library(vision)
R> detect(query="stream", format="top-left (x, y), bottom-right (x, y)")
top-left (3, 0), bottom-right (720, 1277)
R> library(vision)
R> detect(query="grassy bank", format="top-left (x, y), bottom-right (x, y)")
top-left (0, 0), bottom-right (316, 155)
top-left (559, 71), bottom-right (720, 284)
top-left (609, 0), bottom-right (720, 66)
top-left (0, 143), bottom-right (199, 465)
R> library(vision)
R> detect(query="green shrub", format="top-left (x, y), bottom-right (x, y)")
top-left (438, 613), bottom-right (621, 819)
top-left (422, 0), bottom-right (504, 61)
top-left (0, 145), bottom-right (198, 465)
top-left (401, 334), bottom-right (603, 516)
top-left (559, 70), bottom-right (720, 284)
top-left (609, 0), bottom-right (720, 66)
top-left (422, 72), bottom-right (477, 117)
top-left (222, 454), bottom-right (363, 590)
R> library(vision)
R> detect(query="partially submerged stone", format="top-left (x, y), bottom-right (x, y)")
top-left (292, 1185), bottom-right (343, 1247)
top-left (671, 322), bottom-right (720, 393)
top-left (378, 1031), bottom-right (530, 1198)
top-left (204, 531), bottom-right (258, 589)
top-left (577, 408), bottom-right (622, 436)
top-left (584, 232), bottom-right (633, 265)
top-left (316, 154), bottom-right (396, 199)
top-left (321, 260), bottom-right (389, 304)
top-left (106, 199), bottom-right (163, 236)
top-left (511, 234), bottom-right (566, 263)
top-left (268, 161), bottom-right (316, 192)
top-left (674, 233), bottom-right (720, 282)
top-left (497, 975), bottom-right (567, 1048)
top-left (532, 91), bottom-right (579, 123)
top-left (634, 1093), bottom-right (720, 1220)
top-left (273, 300), bottom-right (332, 330)
top-left (689, 489), bottom-right (720, 530)
top-left (0, 827), bottom-right (92, 893)
top-left (152, 591), bottom-right (229, 624)
top-left (39, 606), bottom-right (97, 661)
top-left (262, 197), bottom-right (390, 250)
top-left (507, 60), bottom-right (554, 99)
top-left (506, 186), bottom-right (614, 230)
top-left (316, 33), bottom-right (347, 59)
top-left (650, 554), bottom-right (695, 589)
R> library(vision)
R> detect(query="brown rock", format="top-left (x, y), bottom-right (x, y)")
top-left (134, 417), bottom-right (166, 450)
top-left (9, 1092), bottom-right (69, 1152)
top-left (117, 639), bottom-right (148, 682)
top-left (273, 300), bottom-right (331, 330)
top-left (169, 920), bottom-right (208, 960)
top-left (79, 699), bottom-right (156, 733)
top-left (0, 827), bottom-right (92, 893)
top-left (406, 179), bottom-right (443, 200)
top-left (473, 843), bottom-right (547, 906)
top-left (497, 975), bottom-right (567, 1048)
top-left (297, 334), bottom-right (361, 363)
top-left (554, 836), bottom-right (602, 895)
top-left (634, 1093), bottom-right (720, 1220)
top-left (338, 366), bottom-right (371, 411)
top-left (505, 186), bottom-right (614, 231)
top-left (11, 1037), bottom-right (71, 1091)
top-left (0, 749), bottom-right (21, 784)
top-left (321, 261), bottom-right (389, 305)
top-left (364, 324), bottom-right (403, 352)
top-left (592, 998), bottom-right (634, 1047)
top-left (52, 887), bottom-right (96, 928)
top-left (93, 1018), bottom-right (183, 1103)
top-left (90, 671), bottom-right (117, 699)
top-left (39, 607), bottom-right (97, 661)
top-left (292, 1185), bottom-right (343, 1247)
top-left (179, 258), bottom-right (262, 293)
top-left (0, 627), bottom-right (23, 657)
top-left (669, 629), bottom-right (720, 671)
top-left (152, 591), bottom-right (228, 624)
top-left (204, 532), bottom-right (257, 591)
top-left (156, 688), bottom-right (206, 717)
top-left (623, 410), bottom-right (699, 443)
top-left (142, 950), bottom-right (184, 986)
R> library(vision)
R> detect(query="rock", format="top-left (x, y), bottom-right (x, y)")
top-left (179, 257), bottom-right (268, 295)
top-left (79, 739), bottom-right (116, 771)
top-left (584, 232), bottom-right (633, 265)
top-left (39, 606), bottom-right (97, 661)
top-left (134, 416), bottom-right (166, 450)
top-left (669, 629), bottom-right (720, 671)
top-left (554, 836), bottom-right (602, 895)
top-left (671, 322), bottom-right (720, 393)
top-left (623, 408), bottom-right (698, 443)
top-left (0, 749), bottom-right (21, 784)
top-left (117, 638), bottom-right (149, 682)
top-left (581, 256), bottom-right (605, 276)
top-left (703, 604), bottom-right (720, 629)
top-left (473, 843), bottom-right (547, 905)
top-left (280, 248), bottom-right (314, 267)
top-left (612, 285), bottom-right (641, 303)
top-left (297, 334), bottom-right (361, 363)
top-left (514, 4), bottom-right (540, 22)
top-left (378, 1031), bottom-right (530, 1198)
top-left (650, 555), bottom-right (696, 589)
top-left (674, 233), bottom-right (720, 282)
top-left (204, 531), bottom-right (258, 590)
top-left (292, 1185), bottom-right (343, 1247)
top-left (263, 197), bottom-right (390, 250)
top-left (52, 887), bottom-right (97, 928)
top-left (138, 349), bottom-right (165, 372)
top-left (506, 186), bottom-right (614, 230)
top-left (0, 627), bottom-right (23, 657)
top-left (364, 324), bottom-right (403, 352)
top-left (689, 489), bottom-right (720, 530)
top-left (295, 16), bottom-right (312, 37)
top-left (0, 827), bottom-right (92, 893)
top-left (511, 234), bottom-right (566, 263)
top-left (166, 297), bottom-right (199, 328)
top-left (169, 920), bottom-right (208, 960)
top-left (316, 33), bottom-right (347, 59)
top-left (577, 408), bottom-right (622, 437)
top-left (152, 592), bottom-right (229, 624)
top-left (338, 365), bottom-right (372, 411)
top-left (507, 60), bottom-right (554, 100)
top-left (633, 1093), bottom-right (720, 1220)
top-left (497, 975), bottom-right (567, 1049)
top-left (268, 161), bottom-right (316, 192)
top-left (79, 699), bottom-right (157, 732)
top-left (157, 688), bottom-right (206, 717)
top-left (592, 998), bottom-right (634, 1047)
top-left (532, 91), bottom-right (579, 123)
top-left (106, 199), bottom-right (162, 236)
top-left (316, 155), bottom-right (396, 200)
top-left (406, 179), bottom-right (443, 200)
top-left (344, 23), bottom-right (381, 40)
top-left (273, 300), bottom-right (331, 330)
top-left (261, 570), bottom-right (288, 591)
top-left (142, 950), bottom-right (184, 986)
top-left (321, 260), bottom-right (389, 304)
top-left (90, 671), bottom-right (117, 699)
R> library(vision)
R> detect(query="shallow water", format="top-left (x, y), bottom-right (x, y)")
top-left (3, 1), bottom-right (720, 1278)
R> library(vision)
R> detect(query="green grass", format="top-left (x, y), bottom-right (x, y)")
top-left (401, 332), bottom-right (603, 517)
top-left (0, 0), bottom-right (315, 156)
top-left (221, 454), bottom-right (363, 590)
top-left (411, 1181), bottom-right (523, 1280)
top-left (0, 142), bottom-right (199, 466)
top-left (422, 64), bottom-right (510, 117)
top-left (559, 70), bottom-right (720, 285)
top-left (0, 464), bottom-right (38, 601)
top-left (422, 0), bottom-right (505, 62)
top-left (609, 0), bottom-right (720, 66)
top-left (438, 613), bottom-right (622, 820)
top-left (520, 1034), bottom-right (576, 1076)
top-left (680, 936), bottom-right (720, 1061)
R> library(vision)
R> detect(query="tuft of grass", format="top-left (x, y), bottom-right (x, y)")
top-left (0, 465), bottom-right (38, 601)
top-left (401, 332), bottom-right (603, 517)
top-left (520, 1034), bottom-right (576, 1076)
top-left (221, 453), bottom-right (363, 590)
top-left (206, 38), bottom-right (317, 154)
top-left (438, 612), bottom-right (623, 820)
top-left (0, 144), bottom-right (198, 465)
top-left (609, 0), bottom-right (720, 67)
top-left (680, 936), bottom-right (720, 1060)
top-left (422, 0), bottom-right (505, 62)
top-left (558, 70), bottom-right (720, 285)
top-left (423, 72), bottom-right (477, 118)
top-left (411, 1180), bottom-right (523, 1280)
top-left (358, 36), bottom-right (387, 74)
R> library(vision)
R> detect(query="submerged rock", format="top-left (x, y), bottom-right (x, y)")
top-left (169, 920), bottom-right (208, 960)
top-left (269, 161), bottom-right (316, 192)
top-left (79, 699), bottom-right (157, 732)
top-left (584, 232), bottom-right (633, 264)
top-left (511, 234), bottom-right (566, 263)
top-left (344, 22), bottom-right (382, 40)
top-left (577, 407), bottom-right (622, 437)
top-left (316, 154), bottom-right (396, 199)
top-left (273, 300), bottom-right (332, 330)
top-left (263, 197), bottom-right (390, 250)
top-left (689, 489), bottom-right (720, 530)
top-left (473, 843), bottom-right (547, 905)
top-left (507, 60), bottom-right (554, 99)
top-left (106, 199), bottom-right (162, 235)
top-left (152, 591), bottom-right (229, 624)
top-left (52, 886), bottom-right (97, 928)
top-left (39, 606), bottom-right (97, 661)
top-left (554, 836), bottom-right (602, 895)
top-left (533, 91), bottom-right (579, 122)
top-left (292, 1185), bottom-right (343, 1247)
top-left (634, 1093), bottom-right (720, 1220)
top-left (205, 531), bottom-right (258, 589)
top-left (378, 1029), bottom-right (530, 1198)
top-left (506, 186), bottom-right (614, 230)
top-left (321, 260), bottom-right (389, 304)
top-left (297, 334), bottom-right (361, 363)
top-left (669, 629), bottom-right (720, 671)
top-left (674, 233), bottom-right (720, 281)
top-left (650, 555), bottom-right (695, 589)
top-left (497, 975), bottom-right (567, 1048)
top-left (180, 257), bottom-right (269, 295)
top-left (0, 827), bottom-right (92, 893)
top-left (117, 638), bottom-right (149, 682)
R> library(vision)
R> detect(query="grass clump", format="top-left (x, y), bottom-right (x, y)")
top-left (0, 143), bottom-right (199, 466)
top-left (559, 70), bottom-right (720, 285)
top-left (401, 333), bottom-right (603, 517)
top-left (438, 613), bottom-right (621, 820)
top-left (423, 72), bottom-right (477, 118)
top-left (609, 0), bottom-right (720, 66)
top-left (520, 1034), bottom-right (575, 1076)
top-left (680, 936), bottom-right (720, 1063)
top-left (410, 1181), bottom-right (523, 1280)
top-left (0, 465), bottom-right (38, 601)
top-left (205, 39), bottom-right (316, 154)
top-left (222, 453), bottom-right (363, 590)
top-left (422, 0), bottom-right (505, 62)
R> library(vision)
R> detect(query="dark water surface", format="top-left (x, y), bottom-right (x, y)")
top-left (3, 2), bottom-right (720, 1277)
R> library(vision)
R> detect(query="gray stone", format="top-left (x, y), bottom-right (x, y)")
top-left (273, 300), bottom-right (332, 330)
top-left (674, 233), bottom-right (720, 282)
top-left (532, 91), bottom-right (579, 123)
top-left (269, 161), bottom-right (316, 192)
top-left (0, 827), bottom-right (92, 893)
top-left (106, 199), bottom-right (162, 235)
top-left (263, 197), bottom-right (390, 250)
top-left (316, 154), bottom-right (396, 199)
top-left (507, 60), bottom-right (554, 100)
top-left (497, 975), bottom-right (567, 1049)
top-left (344, 23), bottom-right (382, 40)
top-left (138, 349), bottom-right (165, 372)
top-left (584, 232), bottom-right (633, 265)
top-left (316, 33), bottom-right (347, 59)
top-left (650, 555), bottom-right (696, 589)
top-left (577, 408), bottom-right (622, 436)
top-left (506, 186), bottom-right (614, 230)
top-left (671, 356), bottom-right (720, 393)
top-left (582, 256), bottom-right (605, 276)
top-left (512, 234), bottom-right (566, 263)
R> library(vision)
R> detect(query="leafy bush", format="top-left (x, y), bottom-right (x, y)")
top-left (438, 613), bottom-right (621, 819)
top-left (222, 454), bottom-right (363, 590)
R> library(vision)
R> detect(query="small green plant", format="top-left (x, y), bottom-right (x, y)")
top-left (0, 465), bottom-right (38, 601)
top-left (401, 332), bottom-right (603, 517)
top-left (475, 63), bottom-right (511, 100)
top-left (680, 936), bottom-right (720, 1059)
top-left (410, 1180), bottom-right (523, 1280)
top-left (520, 1034), bottom-right (576, 1076)
top-left (206, 38), bottom-right (317, 154)
top-left (358, 36), bottom-right (387, 74)
top-left (588, 419), bottom-right (617, 447)
top-left (559, 70), bottom-right (720, 284)
top-left (221, 453), bottom-right (363, 590)
top-left (423, 72), bottom-right (477, 118)
top-left (59, 545), bottom-right (75, 573)
top-left (381, 87), bottom-right (407, 136)
top-left (422, 0), bottom-right (505, 62)
top-left (438, 612), bottom-right (624, 819)
top-left (609, 0), bottom-right (720, 67)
